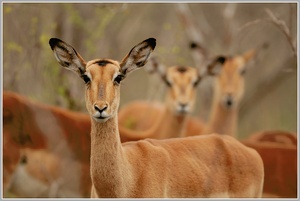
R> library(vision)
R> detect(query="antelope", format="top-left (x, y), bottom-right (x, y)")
top-left (176, 4), bottom-right (264, 138)
top-left (2, 62), bottom-right (204, 198)
top-left (3, 91), bottom-right (91, 197)
top-left (242, 130), bottom-right (297, 198)
top-left (185, 45), bottom-right (257, 137)
top-left (194, 48), bottom-right (257, 138)
top-left (118, 56), bottom-right (203, 141)
top-left (118, 48), bottom-right (256, 138)
top-left (50, 37), bottom-right (264, 198)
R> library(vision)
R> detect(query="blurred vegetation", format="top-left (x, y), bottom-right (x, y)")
top-left (3, 3), bottom-right (297, 139)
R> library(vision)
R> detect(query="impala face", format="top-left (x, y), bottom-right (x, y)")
top-left (163, 66), bottom-right (201, 115)
top-left (50, 38), bottom-right (156, 122)
top-left (83, 59), bottom-right (123, 122)
top-left (215, 56), bottom-right (246, 109)
top-left (208, 50), bottom-right (255, 109)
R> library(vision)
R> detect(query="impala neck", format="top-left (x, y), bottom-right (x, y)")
top-left (158, 107), bottom-right (187, 138)
top-left (207, 100), bottom-right (238, 137)
top-left (90, 116), bottom-right (130, 198)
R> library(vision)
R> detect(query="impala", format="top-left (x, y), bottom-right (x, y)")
top-left (185, 44), bottom-right (256, 137)
top-left (50, 37), bottom-right (264, 198)
top-left (118, 47), bottom-right (256, 138)
top-left (242, 130), bottom-right (297, 198)
top-left (3, 91), bottom-right (91, 197)
top-left (118, 56), bottom-right (202, 141)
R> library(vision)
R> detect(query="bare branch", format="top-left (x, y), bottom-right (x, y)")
top-left (265, 8), bottom-right (297, 58)
top-left (176, 4), bottom-right (204, 44)
top-left (237, 8), bottom-right (296, 60)
top-left (237, 18), bottom-right (267, 33)
top-left (175, 4), bottom-right (209, 69)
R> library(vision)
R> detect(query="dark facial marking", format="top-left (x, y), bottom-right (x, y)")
top-left (94, 59), bottom-right (114, 67)
top-left (176, 66), bottom-right (188, 73)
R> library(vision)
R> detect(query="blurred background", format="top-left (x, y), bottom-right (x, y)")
top-left (3, 2), bottom-right (297, 139)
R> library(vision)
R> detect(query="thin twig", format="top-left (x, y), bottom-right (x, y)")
top-left (265, 8), bottom-right (297, 58)
top-left (237, 9), bottom-right (296, 59)
top-left (237, 18), bottom-right (267, 33)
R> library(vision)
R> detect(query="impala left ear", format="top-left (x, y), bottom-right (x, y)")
top-left (120, 38), bottom-right (156, 76)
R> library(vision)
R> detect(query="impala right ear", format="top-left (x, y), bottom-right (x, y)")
top-left (120, 38), bottom-right (156, 76)
top-left (49, 38), bottom-right (87, 77)
top-left (206, 56), bottom-right (227, 76)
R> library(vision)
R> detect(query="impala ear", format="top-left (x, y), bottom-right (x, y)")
top-left (49, 38), bottom-right (87, 77)
top-left (120, 38), bottom-right (156, 76)
top-left (206, 56), bottom-right (227, 76)
top-left (144, 55), bottom-right (168, 83)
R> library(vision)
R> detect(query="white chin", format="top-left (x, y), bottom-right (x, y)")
top-left (92, 116), bottom-right (109, 123)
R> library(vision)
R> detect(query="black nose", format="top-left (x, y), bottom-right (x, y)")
top-left (179, 103), bottom-right (187, 109)
top-left (94, 104), bottom-right (108, 113)
top-left (226, 99), bottom-right (232, 106)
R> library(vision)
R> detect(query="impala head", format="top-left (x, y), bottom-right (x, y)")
top-left (207, 50), bottom-right (256, 109)
top-left (147, 57), bottom-right (201, 115)
top-left (163, 66), bottom-right (201, 115)
top-left (49, 38), bottom-right (156, 122)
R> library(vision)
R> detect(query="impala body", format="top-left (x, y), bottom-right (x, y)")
top-left (3, 91), bottom-right (91, 197)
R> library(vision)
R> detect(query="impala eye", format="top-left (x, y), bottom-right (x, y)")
top-left (165, 79), bottom-right (172, 87)
top-left (114, 74), bottom-right (125, 85)
top-left (193, 77), bottom-right (201, 87)
top-left (240, 68), bottom-right (246, 76)
top-left (82, 74), bottom-right (91, 84)
top-left (162, 75), bottom-right (172, 87)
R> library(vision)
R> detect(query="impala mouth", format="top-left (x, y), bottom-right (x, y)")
top-left (93, 116), bottom-right (110, 122)
top-left (92, 112), bottom-right (111, 122)
top-left (176, 105), bottom-right (190, 115)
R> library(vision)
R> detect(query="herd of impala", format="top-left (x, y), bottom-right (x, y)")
top-left (2, 36), bottom-right (297, 198)
top-left (2, 10), bottom-right (297, 199)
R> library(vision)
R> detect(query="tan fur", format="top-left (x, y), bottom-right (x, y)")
top-left (50, 38), bottom-right (264, 198)
top-left (3, 91), bottom-right (91, 197)
top-left (242, 130), bottom-right (297, 198)
top-left (118, 66), bottom-right (200, 141)
top-left (9, 149), bottom-right (82, 198)
top-left (185, 50), bottom-right (256, 137)
top-left (118, 50), bottom-right (255, 138)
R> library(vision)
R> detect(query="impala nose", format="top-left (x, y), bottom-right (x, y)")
top-left (179, 103), bottom-right (187, 109)
top-left (224, 94), bottom-right (234, 108)
top-left (177, 102), bottom-right (189, 114)
top-left (226, 99), bottom-right (233, 107)
top-left (94, 104), bottom-right (108, 113)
